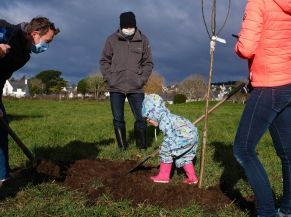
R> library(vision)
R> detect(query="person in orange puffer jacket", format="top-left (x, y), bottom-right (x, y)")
top-left (233, 0), bottom-right (291, 217)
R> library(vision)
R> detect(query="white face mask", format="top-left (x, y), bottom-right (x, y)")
top-left (121, 28), bottom-right (135, 36)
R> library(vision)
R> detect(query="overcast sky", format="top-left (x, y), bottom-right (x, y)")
top-left (1, 0), bottom-right (249, 85)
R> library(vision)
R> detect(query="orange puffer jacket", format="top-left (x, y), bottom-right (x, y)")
top-left (235, 0), bottom-right (291, 87)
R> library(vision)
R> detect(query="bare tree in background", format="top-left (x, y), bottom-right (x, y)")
top-left (144, 71), bottom-right (164, 94)
top-left (87, 73), bottom-right (106, 99)
top-left (179, 74), bottom-right (207, 100)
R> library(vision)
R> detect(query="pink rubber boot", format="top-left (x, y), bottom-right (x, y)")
top-left (183, 163), bottom-right (198, 185)
top-left (150, 163), bottom-right (172, 183)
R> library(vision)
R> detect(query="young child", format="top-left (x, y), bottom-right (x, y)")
top-left (142, 94), bottom-right (199, 184)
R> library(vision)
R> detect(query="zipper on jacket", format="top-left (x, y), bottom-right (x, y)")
top-left (125, 40), bottom-right (130, 94)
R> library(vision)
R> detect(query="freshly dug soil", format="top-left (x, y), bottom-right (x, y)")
top-left (39, 159), bottom-right (233, 211)
top-left (1, 159), bottom-right (255, 213)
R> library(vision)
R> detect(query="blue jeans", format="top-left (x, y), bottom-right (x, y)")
top-left (0, 99), bottom-right (9, 180)
top-left (110, 92), bottom-right (146, 130)
top-left (233, 84), bottom-right (291, 217)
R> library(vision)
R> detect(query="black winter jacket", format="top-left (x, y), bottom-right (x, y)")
top-left (100, 29), bottom-right (153, 94)
top-left (0, 20), bottom-right (30, 95)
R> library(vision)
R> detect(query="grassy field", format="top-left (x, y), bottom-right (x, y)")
top-left (0, 98), bottom-right (282, 217)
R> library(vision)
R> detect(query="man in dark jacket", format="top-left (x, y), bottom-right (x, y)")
top-left (100, 11), bottom-right (153, 150)
top-left (0, 17), bottom-right (59, 184)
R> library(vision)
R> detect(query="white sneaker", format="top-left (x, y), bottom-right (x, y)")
top-left (0, 177), bottom-right (10, 182)
top-left (0, 177), bottom-right (11, 187)
top-left (0, 179), bottom-right (5, 187)
top-left (277, 209), bottom-right (291, 217)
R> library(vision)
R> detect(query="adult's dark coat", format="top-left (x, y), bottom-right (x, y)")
top-left (100, 29), bottom-right (153, 94)
top-left (0, 19), bottom-right (30, 95)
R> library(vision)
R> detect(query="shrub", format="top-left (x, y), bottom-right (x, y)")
top-left (173, 94), bottom-right (187, 104)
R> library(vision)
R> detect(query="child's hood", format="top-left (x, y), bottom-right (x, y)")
top-left (142, 94), bottom-right (169, 123)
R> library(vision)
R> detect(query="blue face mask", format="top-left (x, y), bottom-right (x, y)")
top-left (31, 40), bottom-right (49, 53)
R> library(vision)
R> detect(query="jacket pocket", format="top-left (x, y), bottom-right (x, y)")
top-left (131, 47), bottom-right (142, 54)
top-left (109, 71), bottom-right (122, 89)
top-left (126, 70), bottom-right (144, 90)
top-left (130, 47), bottom-right (143, 63)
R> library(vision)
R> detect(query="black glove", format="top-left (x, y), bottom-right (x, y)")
top-left (242, 81), bottom-right (253, 94)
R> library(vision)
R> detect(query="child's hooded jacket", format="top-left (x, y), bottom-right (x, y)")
top-left (142, 94), bottom-right (198, 167)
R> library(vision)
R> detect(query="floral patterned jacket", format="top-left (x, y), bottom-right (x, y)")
top-left (142, 94), bottom-right (198, 167)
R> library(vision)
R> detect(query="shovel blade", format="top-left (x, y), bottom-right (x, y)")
top-left (129, 156), bottom-right (151, 173)
top-left (129, 149), bottom-right (160, 173)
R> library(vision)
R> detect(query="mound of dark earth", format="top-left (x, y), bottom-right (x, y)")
top-left (1, 159), bottom-right (255, 213)
top-left (38, 159), bottom-right (232, 211)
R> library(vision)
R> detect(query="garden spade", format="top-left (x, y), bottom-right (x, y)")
top-left (0, 117), bottom-right (35, 162)
top-left (128, 82), bottom-right (246, 173)
top-left (129, 149), bottom-right (160, 173)
top-left (0, 118), bottom-right (63, 178)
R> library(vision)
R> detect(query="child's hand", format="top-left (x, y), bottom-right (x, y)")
top-left (0, 44), bottom-right (11, 58)
top-left (146, 118), bottom-right (158, 127)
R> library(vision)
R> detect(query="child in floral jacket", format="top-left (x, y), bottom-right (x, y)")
top-left (142, 94), bottom-right (199, 184)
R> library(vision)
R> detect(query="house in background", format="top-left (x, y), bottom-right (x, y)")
top-left (211, 84), bottom-right (232, 101)
top-left (3, 78), bottom-right (29, 98)
top-left (61, 85), bottom-right (78, 99)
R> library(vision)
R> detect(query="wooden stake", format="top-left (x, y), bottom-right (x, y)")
top-left (198, 45), bottom-right (215, 188)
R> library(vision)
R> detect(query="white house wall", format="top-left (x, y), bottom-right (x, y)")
top-left (2, 80), bottom-right (28, 98)
top-left (3, 81), bottom-right (13, 96)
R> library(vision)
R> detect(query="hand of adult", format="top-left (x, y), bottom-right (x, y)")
top-left (0, 44), bottom-right (11, 58)
top-left (232, 34), bottom-right (239, 39)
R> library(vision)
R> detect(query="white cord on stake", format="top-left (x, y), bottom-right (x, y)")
top-left (212, 36), bottom-right (226, 44)
top-left (210, 36), bottom-right (226, 53)
top-left (210, 39), bottom-right (216, 53)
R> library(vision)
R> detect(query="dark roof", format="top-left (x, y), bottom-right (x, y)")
top-left (9, 79), bottom-right (27, 91)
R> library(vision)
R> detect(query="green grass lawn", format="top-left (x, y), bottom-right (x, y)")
top-left (0, 98), bottom-right (282, 217)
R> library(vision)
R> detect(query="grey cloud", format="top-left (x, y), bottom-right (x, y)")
top-left (1, 0), bottom-right (248, 84)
